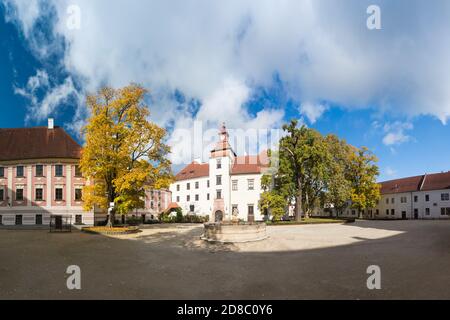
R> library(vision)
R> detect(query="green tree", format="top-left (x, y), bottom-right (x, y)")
top-left (80, 84), bottom-right (173, 227)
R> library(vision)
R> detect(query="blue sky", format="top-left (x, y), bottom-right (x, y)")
top-left (1, 0), bottom-right (450, 181)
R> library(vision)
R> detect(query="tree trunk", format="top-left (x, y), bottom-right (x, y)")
top-left (295, 193), bottom-right (302, 221)
top-left (106, 209), bottom-right (115, 227)
top-left (295, 177), bottom-right (303, 221)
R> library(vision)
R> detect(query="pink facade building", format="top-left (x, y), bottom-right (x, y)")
top-left (0, 120), bottom-right (171, 226)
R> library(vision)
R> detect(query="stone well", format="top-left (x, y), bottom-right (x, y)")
top-left (201, 222), bottom-right (268, 243)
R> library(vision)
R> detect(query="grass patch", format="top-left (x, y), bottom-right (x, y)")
top-left (266, 218), bottom-right (355, 225)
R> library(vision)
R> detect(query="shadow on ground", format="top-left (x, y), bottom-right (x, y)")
top-left (0, 220), bottom-right (449, 299)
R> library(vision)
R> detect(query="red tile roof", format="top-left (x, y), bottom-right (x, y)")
top-left (380, 171), bottom-right (450, 194)
top-left (0, 127), bottom-right (82, 161)
top-left (422, 171), bottom-right (450, 191)
top-left (165, 202), bottom-right (180, 211)
top-left (175, 151), bottom-right (270, 180)
top-left (380, 175), bottom-right (424, 194)
top-left (175, 162), bottom-right (210, 181)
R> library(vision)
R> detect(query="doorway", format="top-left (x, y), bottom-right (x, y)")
top-left (247, 205), bottom-right (255, 223)
top-left (414, 209), bottom-right (419, 219)
top-left (214, 210), bottom-right (223, 222)
top-left (15, 215), bottom-right (23, 225)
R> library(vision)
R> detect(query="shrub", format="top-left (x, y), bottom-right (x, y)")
top-left (125, 216), bottom-right (142, 226)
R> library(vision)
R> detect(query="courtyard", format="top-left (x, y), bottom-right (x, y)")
top-left (0, 220), bottom-right (449, 299)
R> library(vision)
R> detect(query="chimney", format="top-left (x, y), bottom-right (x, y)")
top-left (48, 118), bottom-right (54, 130)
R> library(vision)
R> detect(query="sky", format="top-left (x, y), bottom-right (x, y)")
top-left (1, 0), bottom-right (450, 181)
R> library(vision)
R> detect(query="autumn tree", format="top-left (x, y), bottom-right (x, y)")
top-left (323, 135), bottom-right (354, 217)
top-left (80, 84), bottom-right (172, 227)
top-left (348, 147), bottom-right (381, 218)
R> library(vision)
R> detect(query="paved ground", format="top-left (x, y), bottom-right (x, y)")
top-left (0, 220), bottom-right (449, 299)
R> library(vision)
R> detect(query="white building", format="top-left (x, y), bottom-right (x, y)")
top-left (332, 172), bottom-right (450, 220)
top-left (170, 124), bottom-right (270, 222)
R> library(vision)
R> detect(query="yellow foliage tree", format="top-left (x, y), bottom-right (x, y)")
top-left (80, 84), bottom-right (172, 227)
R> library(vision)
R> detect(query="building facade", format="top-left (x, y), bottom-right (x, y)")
top-left (0, 120), bottom-right (172, 226)
top-left (325, 172), bottom-right (450, 220)
top-left (170, 124), bottom-right (270, 222)
top-left (0, 120), bottom-right (94, 226)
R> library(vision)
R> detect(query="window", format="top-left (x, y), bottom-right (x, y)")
top-left (0, 189), bottom-right (3, 201)
top-left (232, 180), bottom-right (238, 191)
top-left (386, 198), bottom-right (389, 204)
top-left (74, 165), bottom-right (82, 177)
top-left (391, 209), bottom-right (395, 215)
top-left (376, 209), bottom-right (379, 215)
top-left (75, 215), bottom-right (82, 225)
top-left (0, 167), bottom-right (5, 177)
top-left (425, 208), bottom-right (430, 215)
top-left (55, 188), bottom-right (63, 201)
top-left (16, 166), bottom-right (24, 177)
top-left (75, 188), bottom-right (83, 201)
top-left (16, 189), bottom-right (24, 201)
top-left (207, 180), bottom-right (210, 188)
top-left (36, 165), bottom-right (43, 177)
top-left (186, 195), bottom-right (190, 202)
top-left (386, 209), bottom-right (389, 215)
top-left (216, 175), bottom-right (222, 186)
top-left (391, 198), bottom-right (395, 204)
top-left (151, 201), bottom-right (154, 209)
top-left (216, 159), bottom-right (222, 169)
top-left (0, 215), bottom-right (2, 225)
top-left (207, 193), bottom-right (210, 200)
top-left (187, 183), bottom-right (190, 190)
top-left (176, 196), bottom-right (180, 202)
top-left (401, 197), bottom-right (407, 203)
top-left (414, 195), bottom-right (418, 203)
top-left (195, 181), bottom-right (199, 189)
top-left (177, 184), bottom-right (180, 191)
top-left (351, 210), bottom-right (356, 215)
top-left (216, 190), bottom-right (222, 199)
top-left (441, 193), bottom-right (449, 201)
top-left (36, 214), bottom-right (42, 225)
top-left (15, 215), bottom-right (22, 225)
top-left (55, 165), bottom-right (63, 177)
top-left (441, 208), bottom-right (446, 216)
top-left (190, 205), bottom-right (195, 212)
top-left (35, 188), bottom-right (43, 201)
top-left (425, 194), bottom-right (430, 202)
top-left (248, 179), bottom-right (255, 190)
top-left (195, 194), bottom-right (199, 201)
top-left (440, 208), bottom-right (450, 215)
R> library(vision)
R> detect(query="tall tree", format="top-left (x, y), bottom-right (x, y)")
top-left (80, 84), bottom-right (172, 227)
top-left (278, 120), bottom-right (330, 220)
top-left (348, 147), bottom-right (381, 218)
top-left (324, 135), bottom-right (354, 217)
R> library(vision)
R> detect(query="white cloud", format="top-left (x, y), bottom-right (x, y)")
top-left (14, 69), bottom-right (80, 123)
top-left (299, 102), bottom-right (327, 124)
top-left (5, 0), bottom-right (450, 164)
top-left (382, 121), bottom-right (413, 146)
top-left (385, 167), bottom-right (397, 178)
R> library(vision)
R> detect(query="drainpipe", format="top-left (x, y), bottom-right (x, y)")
top-left (410, 192), bottom-right (413, 220)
